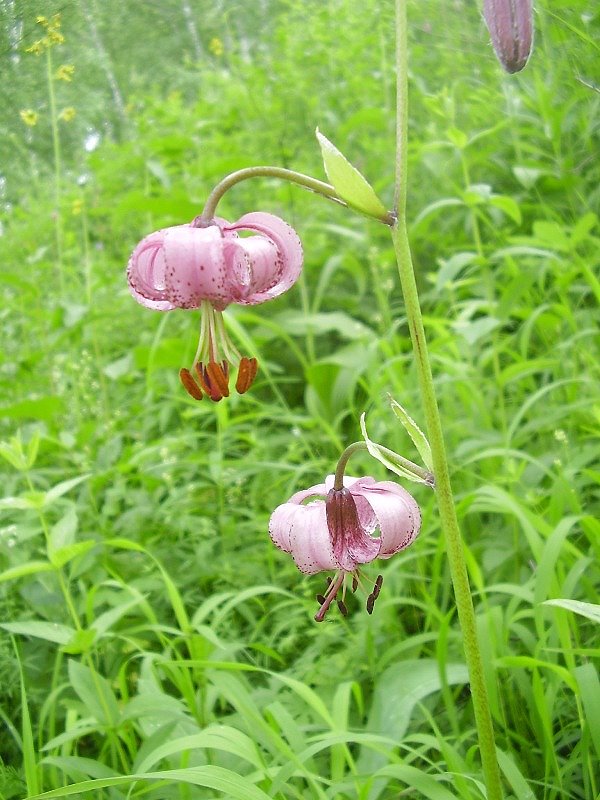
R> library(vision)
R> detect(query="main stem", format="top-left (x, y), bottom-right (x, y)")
top-left (393, 2), bottom-right (503, 798)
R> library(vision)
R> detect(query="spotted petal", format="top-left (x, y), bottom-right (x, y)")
top-left (127, 230), bottom-right (175, 311)
top-left (162, 225), bottom-right (229, 310)
top-left (269, 501), bottom-right (337, 574)
top-left (224, 212), bottom-right (303, 304)
top-left (353, 479), bottom-right (421, 558)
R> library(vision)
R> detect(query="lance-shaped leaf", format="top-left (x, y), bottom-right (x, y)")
top-left (316, 129), bottom-right (390, 221)
top-left (360, 413), bottom-right (434, 487)
top-left (388, 395), bottom-right (434, 472)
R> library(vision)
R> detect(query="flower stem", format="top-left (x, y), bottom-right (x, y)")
top-left (46, 45), bottom-right (64, 291)
top-left (393, 2), bottom-right (503, 798)
top-left (333, 441), bottom-right (368, 490)
top-left (197, 166), bottom-right (345, 225)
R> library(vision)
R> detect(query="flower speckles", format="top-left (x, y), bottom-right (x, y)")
top-left (269, 475), bottom-right (421, 621)
top-left (127, 212), bottom-right (302, 401)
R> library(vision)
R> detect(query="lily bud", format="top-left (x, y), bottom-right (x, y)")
top-left (483, 0), bottom-right (533, 74)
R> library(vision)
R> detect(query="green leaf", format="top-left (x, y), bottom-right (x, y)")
top-left (49, 507), bottom-right (78, 553)
top-left (360, 413), bottom-right (434, 486)
top-left (575, 663), bottom-right (600, 759)
top-left (16, 644), bottom-right (40, 796)
top-left (49, 540), bottom-right (98, 569)
top-left (0, 396), bottom-right (64, 421)
top-left (542, 598), bottom-right (600, 624)
top-left (0, 621), bottom-right (76, 645)
top-left (44, 474), bottom-right (91, 506)
top-left (25, 766), bottom-right (273, 800)
top-left (358, 660), bottom-right (468, 775)
top-left (316, 129), bottom-right (389, 220)
top-left (388, 396), bottom-right (434, 472)
top-left (68, 661), bottom-right (120, 728)
top-left (0, 561), bottom-right (55, 584)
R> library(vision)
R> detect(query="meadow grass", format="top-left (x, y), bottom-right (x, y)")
top-left (0, 1), bottom-right (598, 798)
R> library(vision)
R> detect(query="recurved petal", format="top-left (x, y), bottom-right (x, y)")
top-left (226, 212), bottom-right (303, 304)
top-left (162, 224), bottom-right (230, 310)
top-left (356, 481), bottom-right (421, 558)
top-left (288, 483), bottom-right (328, 504)
top-left (269, 500), bottom-right (338, 574)
top-left (127, 230), bottom-right (175, 311)
top-left (222, 235), bottom-right (282, 302)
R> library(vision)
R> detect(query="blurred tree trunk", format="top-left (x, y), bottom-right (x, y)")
top-left (80, 0), bottom-right (126, 127)
top-left (181, 0), bottom-right (203, 60)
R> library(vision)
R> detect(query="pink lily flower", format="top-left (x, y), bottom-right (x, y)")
top-left (127, 212), bottom-right (303, 400)
top-left (269, 475), bottom-right (421, 621)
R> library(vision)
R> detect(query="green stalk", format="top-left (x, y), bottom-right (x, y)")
top-left (46, 46), bottom-right (64, 291)
top-left (198, 166), bottom-right (349, 224)
top-left (393, 2), bottom-right (503, 798)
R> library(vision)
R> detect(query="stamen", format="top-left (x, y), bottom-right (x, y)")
top-left (316, 594), bottom-right (327, 604)
top-left (352, 575), bottom-right (359, 593)
top-left (194, 362), bottom-right (227, 402)
top-left (235, 356), bottom-right (259, 394)
top-left (373, 574), bottom-right (383, 599)
top-left (179, 368), bottom-right (203, 401)
top-left (314, 572), bottom-right (345, 622)
top-left (366, 594), bottom-right (375, 615)
top-left (337, 599), bottom-right (348, 616)
top-left (206, 360), bottom-right (230, 398)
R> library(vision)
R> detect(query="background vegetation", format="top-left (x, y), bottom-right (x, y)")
top-left (0, 0), bottom-right (598, 798)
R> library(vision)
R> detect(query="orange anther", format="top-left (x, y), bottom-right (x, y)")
top-left (194, 362), bottom-right (223, 402)
top-left (235, 356), bottom-right (259, 394)
top-left (206, 360), bottom-right (230, 398)
top-left (179, 368), bottom-right (203, 400)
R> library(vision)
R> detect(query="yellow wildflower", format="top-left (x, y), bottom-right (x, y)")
top-left (71, 199), bottom-right (83, 216)
top-left (56, 64), bottom-right (75, 81)
top-left (26, 39), bottom-right (45, 56)
top-left (20, 109), bottom-right (39, 126)
top-left (209, 37), bottom-right (224, 57)
top-left (36, 15), bottom-right (48, 26)
top-left (48, 29), bottom-right (65, 45)
top-left (59, 107), bottom-right (76, 122)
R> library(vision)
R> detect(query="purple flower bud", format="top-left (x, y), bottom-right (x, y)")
top-left (483, 0), bottom-right (533, 74)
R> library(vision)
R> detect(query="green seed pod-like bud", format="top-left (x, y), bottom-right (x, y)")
top-left (483, 0), bottom-right (533, 74)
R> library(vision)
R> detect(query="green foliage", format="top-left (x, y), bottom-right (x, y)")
top-left (0, 0), bottom-right (599, 799)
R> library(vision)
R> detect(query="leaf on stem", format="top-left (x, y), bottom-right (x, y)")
top-left (316, 129), bottom-right (389, 220)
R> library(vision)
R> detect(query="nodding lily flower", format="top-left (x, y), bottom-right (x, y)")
top-left (483, 0), bottom-right (533, 74)
top-left (127, 212), bottom-right (303, 401)
top-left (269, 475), bottom-right (421, 621)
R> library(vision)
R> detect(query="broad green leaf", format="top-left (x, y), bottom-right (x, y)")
top-left (358, 659), bottom-right (468, 776)
top-left (496, 749), bottom-right (536, 800)
top-left (135, 727), bottom-right (262, 773)
top-left (575, 663), bottom-right (600, 759)
top-left (0, 396), bottom-right (64, 421)
top-left (49, 507), bottom-right (78, 553)
top-left (0, 620), bottom-right (76, 645)
top-left (316, 129), bottom-right (388, 220)
top-left (0, 561), bottom-right (55, 584)
top-left (388, 396), bottom-right (434, 471)
top-left (0, 439), bottom-right (27, 470)
top-left (542, 598), bottom-right (600, 624)
top-left (68, 661), bottom-right (120, 728)
top-left (44, 474), bottom-right (91, 506)
top-left (60, 628), bottom-right (97, 655)
top-left (49, 540), bottom-right (98, 569)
